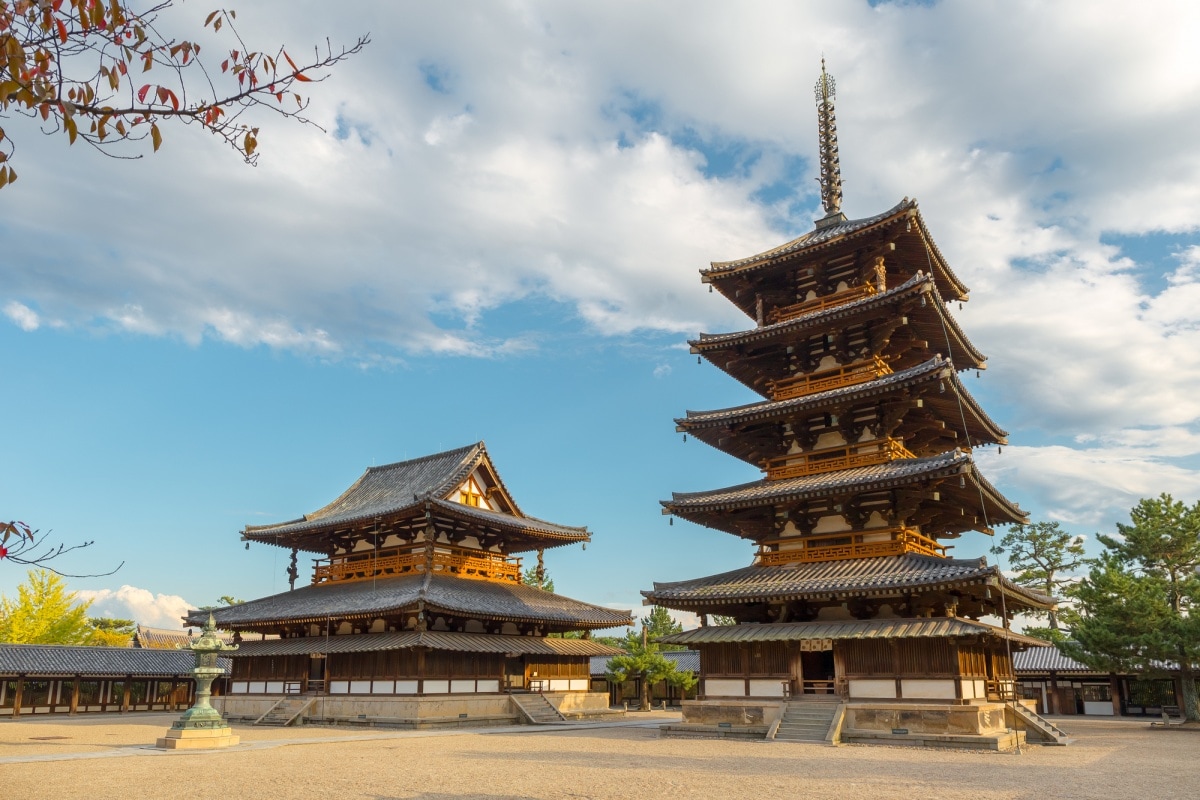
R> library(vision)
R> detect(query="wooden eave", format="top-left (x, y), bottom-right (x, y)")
top-left (690, 276), bottom-right (985, 397)
top-left (663, 450), bottom-right (1025, 542)
top-left (676, 358), bottom-right (1007, 466)
top-left (701, 199), bottom-right (969, 320)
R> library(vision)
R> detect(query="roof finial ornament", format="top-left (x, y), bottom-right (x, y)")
top-left (814, 58), bottom-right (847, 228)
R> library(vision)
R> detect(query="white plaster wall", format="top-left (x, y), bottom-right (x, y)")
top-left (812, 515), bottom-right (851, 534)
top-left (748, 679), bottom-right (787, 697)
top-left (849, 679), bottom-right (897, 699)
top-left (705, 679), bottom-right (746, 697)
top-left (901, 679), bottom-right (957, 700)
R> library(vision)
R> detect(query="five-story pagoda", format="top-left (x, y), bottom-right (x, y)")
top-left (645, 63), bottom-right (1059, 749)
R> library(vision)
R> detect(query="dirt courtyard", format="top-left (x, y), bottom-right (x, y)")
top-left (1, 713), bottom-right (1196, 800)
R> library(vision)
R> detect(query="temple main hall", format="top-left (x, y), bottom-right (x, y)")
top-left (644, 63), bottom-right (1064, 749)
top-left (194, 442), bottom-right (630, 726)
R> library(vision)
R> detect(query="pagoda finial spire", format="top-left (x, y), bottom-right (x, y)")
top-left (814, 58), bottom-right (845, 224)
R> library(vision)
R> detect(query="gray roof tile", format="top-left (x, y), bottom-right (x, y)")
top-left (643, 552), bottom-right (1054, 608)
top-left (657, 618), bottom-right (1049, 647)
top-left (191, 572), bottom-right (632, 630)
top-left (229, 631), bottom-right (624, 658)
top-left (0, 644), bottom-right (230, 676)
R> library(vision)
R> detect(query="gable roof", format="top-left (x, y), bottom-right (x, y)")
top-left (243, 442), bottom-right (589, 552)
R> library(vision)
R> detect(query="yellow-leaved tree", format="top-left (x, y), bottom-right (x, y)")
top-left (0, 569), bottom-right (94, 643)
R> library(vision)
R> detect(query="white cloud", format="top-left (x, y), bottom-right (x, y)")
top-left (2, 1), bottom-right (1200, 532)
top-left (76, 585), bottom-right (195, 630)
top-left (3, 301), bottom-right (39, 331)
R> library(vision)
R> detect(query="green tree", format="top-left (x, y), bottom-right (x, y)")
top-left (0, 569), bottom-right (94, 643)
top-left (990, 521), bottom-right (1086, 635)
top-left (624, 605), bottom-right (684, 651)
top-left (217, 596), bottom-right (244, 606)
top-left (521, 566), bottom-right (554, 593)
top-left (606, 640), bottom-right (696, 711)
top-left (710, 614), bottom-right (737, 626)
top-left (0, 1), bottom-right (368, 188)
top-left (87, 617), bottom-right (136, 647)
top-left (1065, 495), bottom-right (1200, 722)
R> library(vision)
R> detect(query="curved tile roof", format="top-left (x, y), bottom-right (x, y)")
top-left (664, 450), bottom-right (971, 512)
top-left (703, 198), bottom-right (969, 302)
top-left (643, 552), bottom-right (1053, 610)
top-left (190, 572), bottom-right (632, 630)
top-left (228, 631), bottom-right (625, 658)
top-left (0, 644), bottom-right (231, 676)
top-left (243, 442), bottom-right (588, 547)
top-left (690, 273), bottom-right (985, 374)
top-left (657, 617), bottom-right (1049, 647)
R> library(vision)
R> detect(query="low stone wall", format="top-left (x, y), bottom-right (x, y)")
top-left (841, 701), bottom-right (1023, 750)
top-left (215, 693), bottom-right (519, 728)
top-left (660, 698), bottom-right (783, 741)
top-left (544, 692), bottom-right (618, 719)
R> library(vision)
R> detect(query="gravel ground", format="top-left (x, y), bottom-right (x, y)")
top-left (1, 712), bottom-right (1196, 800)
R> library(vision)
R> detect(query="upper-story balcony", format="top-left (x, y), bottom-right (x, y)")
top-left (755, 525), bottom-right (947, 566)
top-left (312, 543), bottom-right (522, 585)
top-left (762, 436), bottom-right (915, 481)
top-left (766, 281), bottom-right (878, 326)
top-left (767, 355), bottom-right (893, 402)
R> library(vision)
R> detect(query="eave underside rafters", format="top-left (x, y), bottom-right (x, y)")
top-left (691, 276), bottom-right (985, 396)
top-left (702, 200), bottom-right (969, 320)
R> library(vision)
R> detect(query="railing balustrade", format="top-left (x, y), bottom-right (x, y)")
top-left (756, 525), bottom-right (946, 566)
top-left (767, 355), bottom-right (892, 402)
top-left (762, 436), bottom-right (915, 481)
top-left (766, 282), bottom-right (878, 325)
top-left (312, 543), bottom-right (522, 585)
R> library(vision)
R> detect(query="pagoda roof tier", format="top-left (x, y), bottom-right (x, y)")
top-left (676, 357), bottom-right (1007, 466)
top-left (662, 450), bottom-right (1026, 540)
top-left (224, 630), bottom-right (624, 658)
top-left (690, 273), bottom-right (985, 396)
top-left (643, 552), bottom-right (1053, 613)
top-left (656, 617), bottom-right (1049, 648)
top-left (187, 571), bottom-right (632, 632)
top-left (243, 442), bottom-right (589, 554)
top-left (702, 198), bottom-right (969, 319)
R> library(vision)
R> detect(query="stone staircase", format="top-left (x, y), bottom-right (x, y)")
top-left (1008, 703), bottom-right (1073, 745)
top-left (254, 696), bottom-right (314, 727)
top-left (771, 699), bottom-right (842, 744)
top-left (510, 692), bottom-right (565, 724)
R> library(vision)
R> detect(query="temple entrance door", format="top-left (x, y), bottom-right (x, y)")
top-left (504, 657), bottom-right (525, 692)
top-left (307, 655), bottom-right (327, 694)
top-left (799, 650), bottom-right (836, 695)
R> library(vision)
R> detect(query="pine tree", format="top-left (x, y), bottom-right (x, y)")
top-left (990, 521), bottom-right (1085, 637)
top-left (1066, 495), bottom-right (1200, 722)
top-left (0, 570), bottom-right (94, 644)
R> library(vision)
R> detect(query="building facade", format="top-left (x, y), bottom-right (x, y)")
top-left (644, 64), bottom-right (1058, 749)
top-left (196, 443), bottom-right (631, 725)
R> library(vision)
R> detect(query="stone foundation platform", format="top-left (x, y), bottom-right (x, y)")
top-left (664, 699), bottom-right (1029, 751)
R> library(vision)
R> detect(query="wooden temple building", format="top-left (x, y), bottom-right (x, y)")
top-left (193, 442), bottom-right (630, 727)
top-left (645, 63), bottom-right (1062, 749)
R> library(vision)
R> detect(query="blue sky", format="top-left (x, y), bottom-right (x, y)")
top-left (3, 0), bottom-right (1200, 628)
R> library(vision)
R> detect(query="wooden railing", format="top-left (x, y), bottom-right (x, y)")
top-left (312, 543), bottom-right (522, 585)
top-left (767, 282), bottom-right (878, 325)
top-left (756, 525), bottom-right (946, 566)
top-left (767, 356), bottom-right (893, 402)
top-left (763, 437), bottom-right (915, 481)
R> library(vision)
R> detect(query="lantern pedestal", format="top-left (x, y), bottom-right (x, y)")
top-left (156, 613), bottom-right (240, 750)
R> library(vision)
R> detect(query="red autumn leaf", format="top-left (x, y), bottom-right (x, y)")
top-left (55, 17), bottom-right (67, 43)
top-left (137, 84), bottom-right (150, 102)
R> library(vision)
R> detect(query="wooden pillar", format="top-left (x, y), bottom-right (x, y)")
top-left (1110, 674), bottom-right (1122, 717)
top-left (121, 678), bottom-right (131, 713)
top-left (69, 677), bottom-right (80, 715)
top-left (416, 648), bottom-right (426, 696)
top-left (1048, 671), bottom-right (1060, 715)
top-left (12, 677), bottom-right (23, 718)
